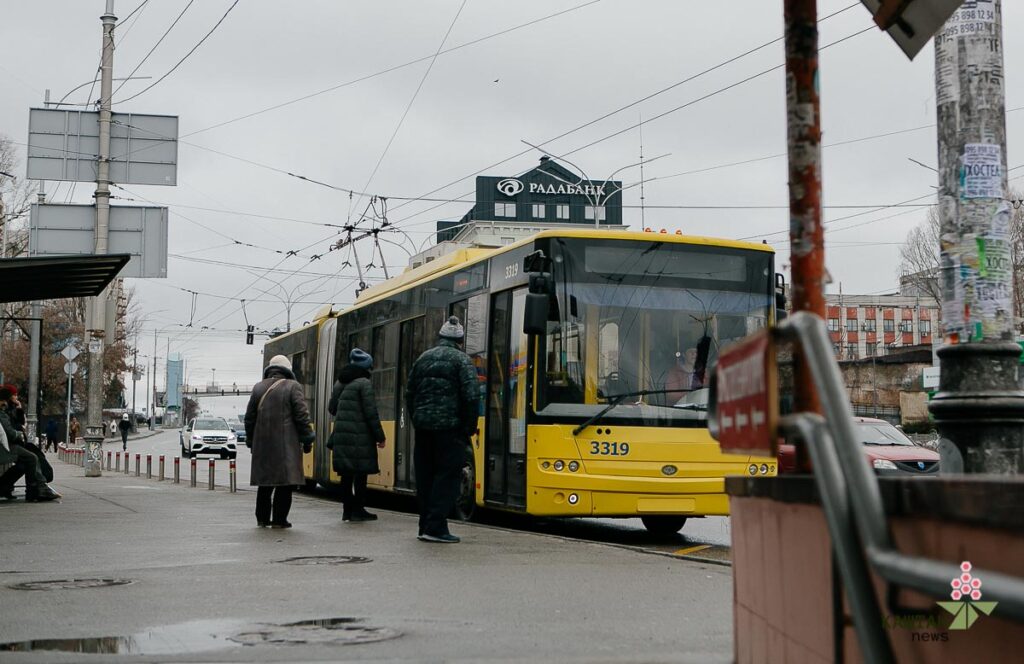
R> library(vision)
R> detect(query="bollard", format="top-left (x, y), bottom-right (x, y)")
top-left (106, 451), bottom-right (112, 471)
top-left (190, 458), bottom-right (197, 487)
top-left (158, 455), bottom-right (165, 481)
top-left (114, 451), bottom-right (120, 472)
top-left (124, 451), bottom-right (130, 474)
top-left (208, 459), bottom-right (215, 490)
top-left (135, 453), bottom-right (141, 477)
top-left (174, 457), bottom-right (180, 484)
top-left (146, 454), bottom-right (152, 480)
top-left (229, 459), bottom-right (237, 493)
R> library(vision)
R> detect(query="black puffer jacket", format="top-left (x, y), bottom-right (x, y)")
top-left (405, 339), bottom-right (479, 433)
top-left (327, 364), bottom-right (385, 475)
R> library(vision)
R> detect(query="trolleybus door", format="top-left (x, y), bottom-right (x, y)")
top-left (313, 318), bottom-right (337, 484)
top-left (486, 289), bottom-right (527, 507)
top-left (395, 316), bottom-right (426, 491)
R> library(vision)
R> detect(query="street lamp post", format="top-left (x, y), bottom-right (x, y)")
top-left (211, 368), bottom-right (216, 389)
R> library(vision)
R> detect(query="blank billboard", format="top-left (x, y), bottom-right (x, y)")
top-left (29, 203), bottom-right (168, 278)
top-left (26, 108), bottom-right (178, 186)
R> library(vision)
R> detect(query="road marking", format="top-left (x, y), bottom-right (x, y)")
top-left (673, 544), bottom-right (712, 556)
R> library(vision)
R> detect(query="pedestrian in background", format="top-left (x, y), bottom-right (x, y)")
top-left (327, 348), bottom-right (386, 523)
top-left (45, 419), bottom-right (58, 453)
top-left (69, 416), bottom-right (80, 445)
top-left (244, 354), bottom-right (314, 529)
top-left (405, 316), bottom-right (480, 543)
top-left (118, 413), bottom-right (130, 451)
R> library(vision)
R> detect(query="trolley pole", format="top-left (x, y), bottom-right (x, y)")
top-left (784, 0), bottom-right (825, 469)
top-left (929, 0), bottom-right (1024, 474)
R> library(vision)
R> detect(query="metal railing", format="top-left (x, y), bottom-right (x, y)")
top-left (778, 312), bottom-right (1024, 663)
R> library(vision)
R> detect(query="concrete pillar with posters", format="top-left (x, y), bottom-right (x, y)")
top-left (928, 0), bottom-right (1024, 474)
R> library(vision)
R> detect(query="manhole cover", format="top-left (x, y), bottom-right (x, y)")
top-left (275, 556), bottom-right (371, 566)
top-left (9, 578), bottom-right (133, 591)
top-left (229, 617), bottom-right (400, 646)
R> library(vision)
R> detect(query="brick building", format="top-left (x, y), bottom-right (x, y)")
top-left (826, 293), bottom-right (940, 361)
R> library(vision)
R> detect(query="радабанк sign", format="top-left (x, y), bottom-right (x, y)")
top-left (709, 330), bottom-right (778, 457)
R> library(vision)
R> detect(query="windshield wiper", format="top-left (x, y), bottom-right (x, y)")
top-left (571, 389), bottom-right (690, 435)
top-left (673, 403), bottom-right (707, 411)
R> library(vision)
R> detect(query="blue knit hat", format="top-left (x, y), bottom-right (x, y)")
top-left (349, 347), bottom-right (373, 370)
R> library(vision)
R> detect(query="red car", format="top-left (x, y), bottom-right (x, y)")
top-left (777, 417), bottom-right (940, 475)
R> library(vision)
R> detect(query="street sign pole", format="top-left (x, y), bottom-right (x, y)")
top-left (784, 0), bottom-right (825, 471)
top-left (61, 344), bottom-right (80, 451)
top-left (84, 0), bottom-right (117, 477)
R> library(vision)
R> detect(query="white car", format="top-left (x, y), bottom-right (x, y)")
top-left (180, 417), bottom-right (238, 459)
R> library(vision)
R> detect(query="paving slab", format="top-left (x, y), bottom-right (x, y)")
top-left (0, 454), bottom-right (733, 663)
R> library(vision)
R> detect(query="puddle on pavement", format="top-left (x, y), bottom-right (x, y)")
top-left (275, 555), bottom-right (371, 565)
top-left (0, 617), bottom-right (400, 655)
top-left (9, 578), bottom-right (134, 591)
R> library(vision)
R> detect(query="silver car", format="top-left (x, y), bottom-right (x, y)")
top-left (180, 417), bottom-right (238, 459)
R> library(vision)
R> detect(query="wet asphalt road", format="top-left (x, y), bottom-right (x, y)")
top-left (118, 427), bottom-right (732, 564)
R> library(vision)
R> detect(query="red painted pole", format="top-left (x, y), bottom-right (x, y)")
top-left (785, 0), bottom-right (825, 470)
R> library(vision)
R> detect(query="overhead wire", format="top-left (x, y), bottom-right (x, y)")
top-left (111, 0), bottom-right (196, 99)
top-left (116, 0), bottom-right (240, 104)
top-left (352, 0), bottom-right (468, 214)
top-left (181, 0), bottom-right (606, 139)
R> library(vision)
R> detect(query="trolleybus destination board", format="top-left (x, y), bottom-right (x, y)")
top-left (709, 329), bottom-right (778, 457)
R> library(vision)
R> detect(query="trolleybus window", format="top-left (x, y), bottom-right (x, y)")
top-left (538, 238), bottom-right (772, 427)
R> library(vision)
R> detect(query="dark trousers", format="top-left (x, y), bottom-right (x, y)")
top-left (120, 430), bottom-right (129, 448)
top-left (0, 446), bottom-right (44, 492)
top-left (255, 486), bottom-right (293, 524)
top-left (414, 429), bottom-right (465, 537)
top-left (340, 473), bottom-right (368, 515)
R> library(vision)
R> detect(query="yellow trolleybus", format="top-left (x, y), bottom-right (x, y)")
top-left (264, 228), bottom-right (779, 534)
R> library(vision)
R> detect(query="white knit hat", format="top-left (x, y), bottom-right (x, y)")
top-left (267, 354), bottom-right (293, 372)
top-left (439, 316), bottom-right (465, 340)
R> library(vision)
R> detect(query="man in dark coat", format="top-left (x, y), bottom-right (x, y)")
top-left (405, 316), bottom-right (480, 543)
top-left (327, 348), bottom-right (386, 522)
top-left (0, 390), bottom-right (60, 502)
top-left (118, 413), bottom-right (131, 451)
top-left (244, 354), bottom-right (314, 528)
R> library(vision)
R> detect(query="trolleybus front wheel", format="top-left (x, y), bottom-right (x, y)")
top-left (640, 515), bottom-right (687, 536)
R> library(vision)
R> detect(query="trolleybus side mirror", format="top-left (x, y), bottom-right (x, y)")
top-left (523, 250), bottom-right (554, 335)
top-left (775, 273), bottom-right (788, 321)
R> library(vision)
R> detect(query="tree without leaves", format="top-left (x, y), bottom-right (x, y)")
top-left (898, 206), bottom-right (941, 308)
top-left (900, 193), bottom-right (1024, 332)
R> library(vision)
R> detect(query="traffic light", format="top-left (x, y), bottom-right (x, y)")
top-left (246, 324), bottom-right (254, 345)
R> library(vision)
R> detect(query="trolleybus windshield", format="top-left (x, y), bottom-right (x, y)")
top-left (537, 238), bottom-right (772, 427)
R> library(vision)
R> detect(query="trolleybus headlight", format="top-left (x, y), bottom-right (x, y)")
top-left (568, 461), bottom-right (579, 472)
top-left (553, 460), bottom-right (565, 471)
top-left (760, 464), bottom-right (769, 475)
top-left (541, 461), bottom-right (551, 469)
top-left (568, 493), bottom-right (579, 505)
top-left (748, 464), bottom-right (758, 476)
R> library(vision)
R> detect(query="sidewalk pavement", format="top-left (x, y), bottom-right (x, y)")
top-left (0, 458), bottom-right (734, 663)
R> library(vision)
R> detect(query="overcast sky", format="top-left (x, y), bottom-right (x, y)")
top-left (2, 0), bottom-right (1022, 389)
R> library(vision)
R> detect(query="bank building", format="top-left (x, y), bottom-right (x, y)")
top-left (411, 156), bottom-right (624, 267)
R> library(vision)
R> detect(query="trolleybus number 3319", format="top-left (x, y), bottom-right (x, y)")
top-left (590, 441), bottom-right (630, 456)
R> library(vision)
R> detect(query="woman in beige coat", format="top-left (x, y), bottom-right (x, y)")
top-left (244, 355), bottom-right (314, 528)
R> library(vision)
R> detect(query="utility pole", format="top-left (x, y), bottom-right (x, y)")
top-left (26, 90), bottom-right (51, 446)
top-left (131, 342), bottom-right (138, 427)
top-left (152, 329), bottom-right (157, 430)
top-left (84, 0), bottom-right (117, 476)
top-left (784, 0), bottom-right (825, 470)
top-left (929, 0), bottom-right (1024, 474)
